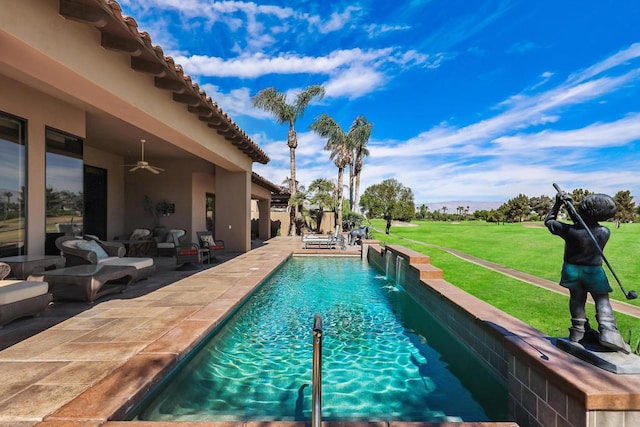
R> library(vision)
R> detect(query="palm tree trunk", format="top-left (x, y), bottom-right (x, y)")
top-left (348, 164), bottom-right (354, 211)
top-left (336, 167), bottom-right (344, 232)
top-left (288, 125), bottom-right (297, 236)
top-left (354, 172), bottom-right (361, 213)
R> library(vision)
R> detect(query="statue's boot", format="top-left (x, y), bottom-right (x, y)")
top-left (569, 318), bottom-right (599, 344)
top-left (597, 315), bottom-right (631, 354)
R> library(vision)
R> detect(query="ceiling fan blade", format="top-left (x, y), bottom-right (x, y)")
top-left (129, 166), bottom-right (140, 172)
top-left (147, 166), bottom-right (161, 174)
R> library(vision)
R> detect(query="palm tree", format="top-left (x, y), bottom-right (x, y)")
top-left (308, 178), bottom-right (335, 232)
top-left (252, 85), bottom-right (325, 236)
top-left (310, 115), bottom-right (370, 232)
top-left (350, 116), bottom-right (372, 213)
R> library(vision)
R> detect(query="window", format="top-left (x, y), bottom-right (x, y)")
top-left (206, 192), bottom-right (215, 235)
top-left (0, 113), bottom-right (27, 255)
top-left (45, 128), bottom-right (83, 236)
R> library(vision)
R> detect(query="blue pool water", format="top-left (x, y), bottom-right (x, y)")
top-left (133, 257), bottom-right (507, 422)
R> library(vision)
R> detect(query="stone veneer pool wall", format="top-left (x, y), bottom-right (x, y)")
top-left (367, 244), bottom-right (640, 427)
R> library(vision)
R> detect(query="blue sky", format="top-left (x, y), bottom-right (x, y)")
top-left (118, 0), bottom-right (640, 206)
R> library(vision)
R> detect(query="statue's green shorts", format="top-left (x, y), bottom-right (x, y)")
top-left (560, 262), bottom-right (612, 293)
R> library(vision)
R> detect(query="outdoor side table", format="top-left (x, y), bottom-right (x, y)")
top-left (0, 255), bottom-right (65, 280)
top-left (28, 264), bottom-right (137, 303)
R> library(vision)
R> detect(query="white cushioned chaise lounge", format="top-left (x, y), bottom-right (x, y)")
top-left (0, 262), bottom-right (52, 327)
top-left (55, 235), bottom-right (155, 281)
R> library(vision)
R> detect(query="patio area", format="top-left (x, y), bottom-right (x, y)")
top-left (0, 236), bottom-right (362, 426)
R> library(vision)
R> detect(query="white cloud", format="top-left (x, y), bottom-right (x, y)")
top-left (315, 6), bottom-right (362, 33)
top-left (364, 23), bottom-right (412, 38)
top-left (174, 48), bottom-right (400, 78)
top-left (493, 113), bottom-right (640, 149)
top-left (569, 42), bottom-right (640, 84)
top-left (322, 66), bottom-right (386, 99)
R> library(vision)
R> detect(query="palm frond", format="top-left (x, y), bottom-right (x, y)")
top-left (252, 87), bottom-right (291, 124)
top-left (294, 85), bottom-right (326, 116)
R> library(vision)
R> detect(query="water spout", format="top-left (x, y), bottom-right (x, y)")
top-left (384, 249), bottom-right (393, 280)
top-left (395, 256), bottom-right (406, 287)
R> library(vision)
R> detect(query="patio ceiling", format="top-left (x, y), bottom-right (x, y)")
top-left (86, 111), bottom-right (194, 161)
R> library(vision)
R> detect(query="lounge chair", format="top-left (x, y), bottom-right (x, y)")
top-left (113, 228), bottom-right (157, 257)
top-left (56, 235), bottom-right (155, 281)
top-left (196, 231), bottom-right (225, 263)
top-left (156, 229), bottom-right (187, 257)
top-left (302, 225), bottom-right (346, 250)
top-left (0, 262), bottom-right (52, 327)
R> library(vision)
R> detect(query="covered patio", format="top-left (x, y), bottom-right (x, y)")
top-left (0, 0), bottom-right (279, 257)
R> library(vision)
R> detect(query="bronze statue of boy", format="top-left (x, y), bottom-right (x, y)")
top-left (545, 190), bottom-right (630, 353)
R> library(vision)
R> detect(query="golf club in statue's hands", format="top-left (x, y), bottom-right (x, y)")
top-left (553, 183), bottom-right (638, 300)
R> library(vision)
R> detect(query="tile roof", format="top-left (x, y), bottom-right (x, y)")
top-left (252, 172), bottom-right (288, 194)
top-left (58, 0), bottom-right (269, 164)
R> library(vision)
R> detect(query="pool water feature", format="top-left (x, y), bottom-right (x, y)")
top-left (133, 257), bottom-right (507, 422)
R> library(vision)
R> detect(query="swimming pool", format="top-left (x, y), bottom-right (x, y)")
top-left (132, 257), bottom-right (507, 422)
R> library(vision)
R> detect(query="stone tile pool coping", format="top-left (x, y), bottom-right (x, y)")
top-left (2, 236), bottom-right (634, 427)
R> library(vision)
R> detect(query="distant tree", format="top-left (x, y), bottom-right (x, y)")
top-left (571, 188), bottom-right (592, 205)
top-left (252, 84), bottom-right (325, 235)
top-left (529, 195), bottom-right (553, 220)
top-left (485, 208), bottom-right (505, 224)
top-left (474, 209), bottom-right (489, 221)
top-left (613, 190), bottom-right (636, 223)
top-left (308, 178), bottom-right (336, 232)
top-left (500, 194), bottom-right (530, 222)
top-left (360, 179), bottom-right (415, 234)
top-left (418, 204), bottom-right (429, 220)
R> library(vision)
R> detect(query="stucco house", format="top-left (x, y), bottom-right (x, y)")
top-left (0, 0), bottom-right (284, 256)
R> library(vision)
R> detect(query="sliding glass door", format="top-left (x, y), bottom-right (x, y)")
top-left (45, 128), bottom-right (83, 253)
top-left (0, 112), bottom-right (26, 256)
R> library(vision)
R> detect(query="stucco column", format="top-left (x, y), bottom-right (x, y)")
top-left (215, 167), bottom-right (251, 252)
top-left (27, 123), bottom-right (46, 254)
top-left (257, 199), bottom-right (271, 240)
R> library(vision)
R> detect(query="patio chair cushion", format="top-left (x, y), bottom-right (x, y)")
top-left (0, 280), bottom-right (49, 305)
top-left (129, 228), bottom-right (151, 241)
top-left (75, 240), bottom-right (109, 259)
top-left (200, 234), bottom-right (224, 249)
top-left (177, 247), bottom-right (199, 256)
top-left (198, 233), bottom-right (225, 250)
top-left (98, 257), bottom-right (154, 270)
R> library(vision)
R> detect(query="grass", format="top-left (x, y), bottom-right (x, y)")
top-left (367, 219), bottom-right (640, 348)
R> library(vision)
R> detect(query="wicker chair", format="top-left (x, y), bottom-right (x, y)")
top-left (196, 231), bottom-right (225, 263)
top-left (56, 235), bottom-right (155, 281)
top-left (0, 262), bottom-right (52, 327)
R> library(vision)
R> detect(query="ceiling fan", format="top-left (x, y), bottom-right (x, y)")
top-left (124, 139), bottom-right (165, 174)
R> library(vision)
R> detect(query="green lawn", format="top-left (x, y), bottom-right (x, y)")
top-left (367, 219), bottom-right (640, 348)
